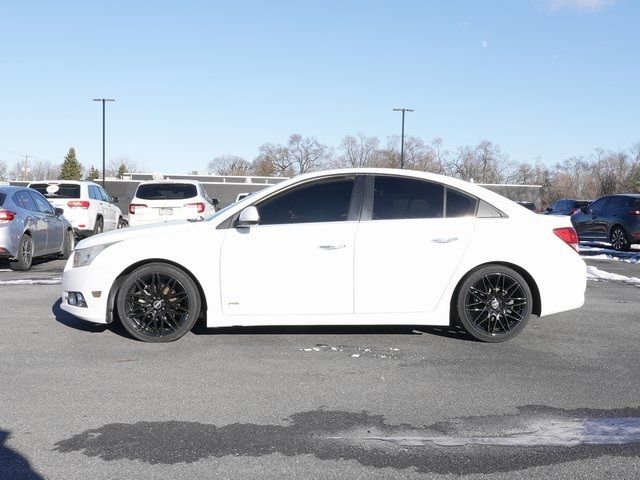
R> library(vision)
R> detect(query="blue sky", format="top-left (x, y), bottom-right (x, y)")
top-left (1, 0), bottom-right (638, 173)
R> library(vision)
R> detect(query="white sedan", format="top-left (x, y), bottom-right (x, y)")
top-left (61, 169), bottom-right (586, 343)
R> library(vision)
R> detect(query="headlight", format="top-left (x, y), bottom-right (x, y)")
top-left (73, 243), bottom-right (118, 268)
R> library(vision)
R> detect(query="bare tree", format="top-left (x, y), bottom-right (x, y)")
top-left (337, 133), bottom-right (380, 168)
top-left (30, 160), bottom-right (60, 180)
top-left (107, 156), bottom-right (138, 177)
top-left (207, 155), bottom-right (252, 176)
top-left (255, 142), bottom-right (294, 177)
top-left (0, 160), bottom-right (7, 181)
top-left (287, 134), bottom-right (329, 174)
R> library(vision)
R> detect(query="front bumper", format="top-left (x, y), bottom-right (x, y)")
top-left (60, 259), bottom-right (115, 324)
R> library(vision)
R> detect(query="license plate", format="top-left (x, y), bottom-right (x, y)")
top-left (159, 208), bottom-right (173, 216)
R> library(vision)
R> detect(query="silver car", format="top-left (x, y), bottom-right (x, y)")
top-left (0, 186), bottom-right (74, 271)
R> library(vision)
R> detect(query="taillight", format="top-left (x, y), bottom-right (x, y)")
top-left (129, 203), bottom-right (148, 214)
top-left (0, 209), bottom-right (17, 223)
top-left (628, 209), bottom-right (640, 216)
top-left (553, 227), bottom-right (579, 252)
top-left (185, 202), bottom-right (205, 213)
top-left (67, 200), bottom-right (90, 209)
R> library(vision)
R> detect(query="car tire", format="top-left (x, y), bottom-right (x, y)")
top-left (454, 265), bottom-right (533, 343)
top-left (116, 262), bottom-right (201, 343)
top-left (117, 216), bottom-right (126, 229)
top-left (93, 217), bottom-right (103, 235)
top-left (610, 226), bottom-right (630, 252)
top-left (10, 234), bottom-right (34, 271)
top-left (60, 229), bottom-right (74, 260)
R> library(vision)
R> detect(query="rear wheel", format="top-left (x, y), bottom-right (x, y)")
top-left (93, 217), bottom-right (103, 235)
top-left (116, 263), bottom-right (201, 342)
top-left (10, 234), bottom-right (34, 271)
top-left (454, 265), bottom-right (533, 342)
top-left (610, 226), bottom-right (630, 252)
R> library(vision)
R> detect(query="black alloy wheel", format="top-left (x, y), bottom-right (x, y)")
top-left (610, 227), bottom-right (630, 252)
top-left (116, 263), bottom-right (201, 342)
top-left (455, 265), bottom-right (533, 342)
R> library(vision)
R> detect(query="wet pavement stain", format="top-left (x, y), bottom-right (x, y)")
top-left (54, 406), bottom-right (640, 474)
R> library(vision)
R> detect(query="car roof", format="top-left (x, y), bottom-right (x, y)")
top-left (136, 179), bottom-right (202, 186)
top-left (27, 180), bottom-right (96, 186)
top-left (0, 185), bottom-right (29, 193)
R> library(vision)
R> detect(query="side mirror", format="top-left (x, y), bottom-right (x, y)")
top-left (211, 198), bottom-right (220, 206)
top-left (236, 206), bottom-right (260, 227)
top-left (54, 207), bottom-right (64, 217)
top-left (111, 196), bottom-right (119, 204)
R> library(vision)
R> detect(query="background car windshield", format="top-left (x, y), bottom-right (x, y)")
top-left (30, 183), bottom-right (80, 199)
top-left (258, 177), bottom-right (354, 225)
top-left (136, 183), bottom-right (198, 200)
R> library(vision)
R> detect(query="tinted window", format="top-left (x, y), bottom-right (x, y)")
top-left (373, 176), bottom-right (443, 220)
top-left (446, 188), bottom-right (477, 217)
top-left (12, 190), bottom-right (38, 211)
top-left (30, 191), bottom-right (54, 214)
top-left (136, 183), bottom-right (198, 200)
top-left (258, 177), bottom-right (354, 225)
top-left (588, 198), bottom-right (609, 213)
top-left (0, 192), bottom-right (5, 206)
top-left (30, 183), bottom-right (80, 199)
top-left (608, 197), bottom-right (625, 209)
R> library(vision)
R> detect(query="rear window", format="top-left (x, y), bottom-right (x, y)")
top-left (135, 183), bottom-right (198, 200)
top-left (30, 183), bottom-right (80, 199)
top-left (0, 192), bottom-right (5, 206)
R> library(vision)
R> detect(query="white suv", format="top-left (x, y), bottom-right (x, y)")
top-left (128, 180), bottom-right (218, 227)
top-left (29, 180), bottom-right (123, 237)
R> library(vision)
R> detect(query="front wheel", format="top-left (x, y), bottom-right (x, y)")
top-left (60, 229), bottom-right (75, 260)
top-left (454, 265), bottom-right (533, 342)
top-left (116, 263), bottom-right (201, 342)
top-left (610, 227), bottom-right (630, 252)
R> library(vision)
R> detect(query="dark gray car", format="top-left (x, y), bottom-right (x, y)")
top-left (571, 194), bottom-right (640, 251)
top-left (0, 186), bottom-right (74, 270)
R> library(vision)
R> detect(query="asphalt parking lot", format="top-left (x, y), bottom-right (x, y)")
top-left (1, 252), bottom-right (639, 479)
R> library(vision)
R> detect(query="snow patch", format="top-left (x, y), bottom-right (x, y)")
top-left (586, 266), bottom-right (640, 284)
top-left (0, 277), bottom-right (62, 285)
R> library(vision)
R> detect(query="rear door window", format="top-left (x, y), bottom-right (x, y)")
top-left (12, 190), bottom-right (38, 211)
top-left (588, 197), bottom-right (609, 214)
top-left (372, 176), bottom-right (444, 220)
top-left (30, 183), bottom-right (81, 199)
top-left (136, 183), bottom-right (198, 200)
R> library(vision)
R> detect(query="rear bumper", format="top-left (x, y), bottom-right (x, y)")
top-left (538, 255), bottom-right (586, 317)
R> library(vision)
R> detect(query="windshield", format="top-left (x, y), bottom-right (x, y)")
top-left (136, 183), bottom-right (197, 200)
top-left (30, 183), bottom-right (81, 199)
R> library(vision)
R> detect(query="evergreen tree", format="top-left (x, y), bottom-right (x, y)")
top-left (86, 165), bottom-right (100, 181)
top-left (117, 163), bottom-right (128, 179)
top-left (58, 148), bottom-right (83, 180)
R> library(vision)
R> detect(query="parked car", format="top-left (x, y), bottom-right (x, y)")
top-left (61, 169), bottom-right (585, 343)
top-left (571, 194), bottom-right (640, 251)
top-left (128, 180), bottom-right (219, 227)
top-left (28, 180), bottom-right (123, 237)
top-left (0, 186), bottom-right (74, 270)
top-left (515, 201), bottom-right (540, 213)
top-left (544, 199), bottom-right (592, 216)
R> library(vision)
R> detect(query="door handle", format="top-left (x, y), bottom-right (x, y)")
top-left (318, 244), bottom-right (346, 250)
top-left (431, 237), bottom-right (458, 244)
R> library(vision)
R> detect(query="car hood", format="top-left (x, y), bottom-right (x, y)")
top-left (76, 220), bottom-right (197, 249)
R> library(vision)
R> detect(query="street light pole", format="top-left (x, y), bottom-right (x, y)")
top-left (393, 108), bottom-right (414, 169)
top-left (92, 98), bottom-right (115, 187)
